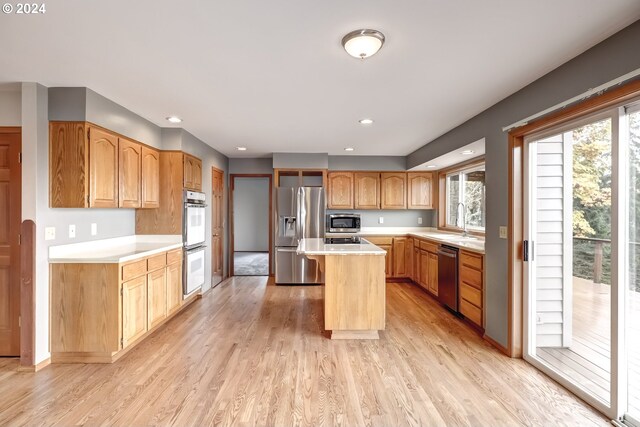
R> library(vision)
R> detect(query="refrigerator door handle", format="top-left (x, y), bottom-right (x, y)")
top-left (277, 247), bottom-right (297, 253)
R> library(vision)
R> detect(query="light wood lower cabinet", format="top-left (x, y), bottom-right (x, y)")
top-left (51, 248), bottom-right (191, 363)
top-left (458, 250), bottom-right (484, 328)
top-left (392, 237), bottom-right (408, 277)
top-left (427, 252), bottom-right (438, 296)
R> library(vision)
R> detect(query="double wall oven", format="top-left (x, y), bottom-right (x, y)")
top-left (183, 190), bottom-right (206, 296)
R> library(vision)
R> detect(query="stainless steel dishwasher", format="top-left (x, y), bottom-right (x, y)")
top-left (437, 245), bottom-right (459, 312)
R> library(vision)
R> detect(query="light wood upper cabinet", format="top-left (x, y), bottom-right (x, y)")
top-left (327, 172), bottom-right (354, 209)
top-left (354, 172), bottom-right (380, 209)
top-left (380, 172), bottom-right (407, 209)
top-left (122, 275), bottom-right (148, 348)
top-left (141, 147), bottom-right (160, 208)
top-left (183, 154), bottom-right (203, 191)
top-left (407, 172), bottom-right (434, 209)
top-left (147, 268), bottom-right (167, 329)
top-left (118, 138), bottom-right (142, 208)
top-left (89, 126), bottom-right (119, 208)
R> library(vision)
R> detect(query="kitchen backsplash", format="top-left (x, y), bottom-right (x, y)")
top-left (327, 210), bottom-right (436, 227)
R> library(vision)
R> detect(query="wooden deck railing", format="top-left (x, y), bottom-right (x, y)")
top-left (573, 236), bottom-right (610, 284)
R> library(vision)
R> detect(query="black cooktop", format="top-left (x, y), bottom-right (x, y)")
top-left (324, 236), bottom-right (362, 244)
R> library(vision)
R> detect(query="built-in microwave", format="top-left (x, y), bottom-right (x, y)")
top-left (327, 213), bottom-right (361, 233)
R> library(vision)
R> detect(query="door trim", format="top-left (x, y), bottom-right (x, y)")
top-left (229, 174), bottom-right (273, 277)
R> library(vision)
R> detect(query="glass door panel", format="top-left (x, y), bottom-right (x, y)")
top-left (525, 114), bottom-right (614, 411)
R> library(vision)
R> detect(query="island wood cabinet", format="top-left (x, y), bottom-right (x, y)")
top-left (326, 171), bottom-right (433, 210)
top-left (51, 248), bottom-right (191, 363)
top-left (354, 172), bottom-right (380, 209)
top-left (183, 153), bottom-right (203, 191)
top-left (49, 122), bottom-right (160, 209)
top-left (327, 171), bottom-right (354, 209)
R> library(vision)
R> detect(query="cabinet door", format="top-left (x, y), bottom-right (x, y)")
top-left (89, 126), bottom-right (119, 208)
top-left (141, 146), bottom-right (160, 208)
top-left (406, 238), bottom-right (414, 281)
top-left (327, 172), bottom-right (354, 209)
top-left (122, 275), bottom-right (148, 348)
top-left (413, 247), bottom-right (420, 284)
top-left (428, 252), bottom-right (439, 296)
top-left (407, 172), bottom-right (434, 209)
top-left (354, 172), bottom-right (380, 209)
top-left (380, 172), bottom-right (407, 209)
top-left (167, 262), bottom-right (183, 315)
top-left (148, 268), bottom-right (167, 329)
top-left (420, 250), bottom-right (430, 290)
top-left (118, 138), bottom-right (142, 208)
top-left (392, 237), bottom-right (407, 278)
top-left (379, 244), bottom-right (393, 278)
top-left (183, 155), bottom-right (194, 190)
top-left (193, 157), bottom-right (203, 191)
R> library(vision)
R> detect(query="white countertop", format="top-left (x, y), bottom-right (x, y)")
top-left (297, 238), bottom-right (387, 256)
top-left (327, 227), bottom-right (485, 254)
top-left (49, 235), bottom-right (183, 264)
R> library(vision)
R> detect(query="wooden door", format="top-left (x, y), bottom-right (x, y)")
top-left (327, 172), bottom-right (354, 209)
top-left (193, 158), bottom-right (203, 191)
top-left (212, 168), bottom-right (224, 285)
top-left (122, 275), bottom-right (148, 348)
top-left (392, 237), bottom-right (407, 278)
top-left (380, 172), bottom-right (407, 209)
top-left (0, 130), bottom-right (20, 356)
top-left (147, 269), bottom-right (166, 329)
top-left (378, 244), bottom-right (393, 278)
top-left (141, 147), bottom-right (160, 208)
top-left (420, 250), bottom-right (430, 290)
top-left (89, 126), bottom-right (118, 208)
top-left (428, 252), bottom-right (439, 296)
top-left (407, 172), bottom-right (433, 209)
top-left (118, 138), bottom-right (142, 208)
top-left (166, 262), bottom-right (182, 315)
top-left (354, 172), bottom-right (380, 209)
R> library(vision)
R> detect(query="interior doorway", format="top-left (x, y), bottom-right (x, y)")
top-left (230, 174), bottom-right (272, 276)
top-left (0, 128), bottom-right (21, 356)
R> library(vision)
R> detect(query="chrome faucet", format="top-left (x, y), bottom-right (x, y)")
top-left (456, 202), bottom-right (468, 237)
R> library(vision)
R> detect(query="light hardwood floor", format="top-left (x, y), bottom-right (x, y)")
top-left (0, 277), bottom-right (608, 426)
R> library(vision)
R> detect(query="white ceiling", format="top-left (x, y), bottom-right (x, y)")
top-left (410, 138), bottom-right (485, 171)
top-left (2, 1), bottom-right (639, 158)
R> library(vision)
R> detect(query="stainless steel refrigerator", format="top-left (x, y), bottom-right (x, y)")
top-left (275, 187), bottom-right (325, 284)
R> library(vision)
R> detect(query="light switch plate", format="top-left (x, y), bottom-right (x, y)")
top-left (69, 224), bottom-right (76, 239)
top-left (91, 223), bottom-right (98, 236)
top-left (378, 216), bottom-right (384, 224)
top-left (418, 217), bottom-right (423, 225)
top-left (499, 226), bottom-right (507, 239)
top-left (45, 227), bottom-right (56, 241)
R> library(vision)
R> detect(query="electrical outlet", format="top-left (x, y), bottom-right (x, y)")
top-left (91, 223), bottom-right (98, 236)
top-left (68, 224), bottom-right (76, 239)
top-left (418, 217), bottom-right (423, 225)
top-left (378, 216), bottom-right (384, 224)
top-left (499, 226), bottom-right (507, 239)
top-left (45, 227), bottom-right (56, 241)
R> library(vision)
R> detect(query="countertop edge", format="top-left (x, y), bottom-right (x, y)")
top-left (49, 242), bottom-right (184, 264)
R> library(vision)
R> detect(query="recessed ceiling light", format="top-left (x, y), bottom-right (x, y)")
top-left (344, 147), bottom-right (355, 152)
top-left (342, 29), bottom-right (385, 59)
top-left (166, 116), bottom-right (182, 123)
top-left (359, 118), bottom-right (374, 125)
top-left (236, 146), bottom-right (247, 151)
top-left (425, 165), bottom-right (436, 169)
top-left (461, 150), bottom-right (475, 155)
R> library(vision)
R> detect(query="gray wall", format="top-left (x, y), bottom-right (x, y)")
top-left (328, 155), bottom-right (407, 171)
top-left (229, 157), bottom-right (273, 175)
top-left (233, 178), bottom-right (270, 251)
top-left (0, 86), bottom-right (21, 126)
top-left (408, 19), bottom-right (640, 348)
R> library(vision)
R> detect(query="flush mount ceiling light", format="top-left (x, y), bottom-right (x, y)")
top-left (236, 146), bottom-right (247, 151)
top-left (425, 165), bottom-right (437, 169)
top-left (359, 118), bottom-right (374, 125)
top-left (344, 147), bottom-right (355, 152)
top-left (166, 116), bottom-right (182, 123)
top-left (342, 29), bottom-right (385, 59)
top-left (461, 150), bottom-right (475, 155)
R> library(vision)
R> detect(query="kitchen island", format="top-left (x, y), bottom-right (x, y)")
top-left (297, 238), bottom-right (387, 339)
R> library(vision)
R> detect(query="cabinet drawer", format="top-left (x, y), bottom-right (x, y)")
top-left (366, 236), bottom-right (393, 245)
top-left (167, 249), bottom-right (182, 265)
top-left (122, 259), bottom-right (147, 281)
top-left (459, 282), bottom-right (482, 308)
top-left (459, 298), bottom-right (482, 327)
top-left (460, 251), bottom-right (483, 270)
top-left (419, 241), bottom-right (438, 253)
top-left (460, 265), bottom-right (483, 289)
top-left (147, 253), bottom-right (167, 271)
